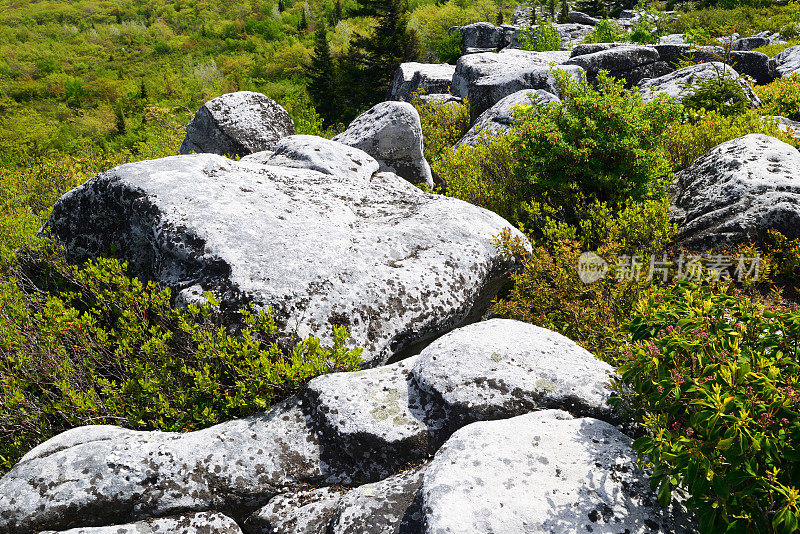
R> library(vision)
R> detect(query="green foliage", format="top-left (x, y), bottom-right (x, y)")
top-left (616, 282), bottom-right (800, 533)
top-left (306, 21), bottom-right (340, 127)
top-left (665, 2), bottom-right (800, 38)
top-left (660, 110), bottom-right (799, 171)
top-left (435, 28), bottom-right (463, 64)
top-left (0, 247), bottom-right (362, 473)
top-left (411, 94), bottom-right (470, 163)
top-left (754, 73), bottom-right (800, 121)
top-left (627, 0), bottom-right (666, 44)
top-left (581, 19), bottom-right (626, 43)
top-left (681, 71), bottom-right (752, 117)
top-left (519, 21), bottom-right (562, 51)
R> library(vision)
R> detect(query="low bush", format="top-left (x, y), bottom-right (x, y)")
top-left (582, 19), bottom-right (626, 43)
top-left (754, 73), bottom-right (800, 121)
top-left (681, 71), bottom-right (753, 117)
top-left (616, 282), bottom-right (800, 533)
top-left (753, 40), bottom-right (799, 57)
top-left (519, 21), bottom-right (562, 51)
top-left (411, 94), bottom-right (471, 164)
top-left (0, 245), bottom-right (362, 473)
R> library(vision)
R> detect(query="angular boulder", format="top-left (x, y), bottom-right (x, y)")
top-left (460, 22), bottom-right (501, 50)
top-left (418, 410), bottom-right (695, 533)
top-left (773, 116), bottom-right (800, 140)
top-left (672, 134), bottom-right (800, 249)
top-left (771, 45), bottom-right (800, 78)
top-left (179, 91), bottom-right (295, 158)
top-left (564, 44), bottom-right (669, 86)
top-left (416, 93), bottom-right (462, 105)
top-left (243, 487), bottom-right (346, 534)
top-left (38, 512), bottom-right (242, 534)
top-left (466, 64), bottom-right (583, 120)
top-left (638, 62), bottom-right (761, 107)
top-left (567, 10), bottom-right (599, 25)
top-left (410, 319), bottom-right (617, 423)
top-left (733, 36), bottom-right (770, 51)
top-left (332, 101), bottom-right (433, 187)
top-left (653, 44), bottom-right (775, 84)
top-left (389, 62), bottom-right (457, 102)
top-left (45, 138), bottom-right (528, 367)
top-left (451, 49), bottom-right (572, 98)
top-left (457, 89), bottom-right (560, 146)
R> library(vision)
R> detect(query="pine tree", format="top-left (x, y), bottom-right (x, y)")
top-left (306, 21), bottom-right (340, 126)
top-left (558, 0), bottom-right (569, 22)
top-left (548, 0), bottom-right (556, 20)
top-left (114, 107), bottom-right (126, 135)
top-left (496, 10), bottom-right (504, 25)
top-left (341, 0), bottom-right (419, 117)
top-left (298, 7), bottom-right (308, 30)
top-left (139, 79), bottom-right (147, 100)
top-left (334, 0), bottom-right (342, 22)
top-left (278, 0), bottom-right (286, 12)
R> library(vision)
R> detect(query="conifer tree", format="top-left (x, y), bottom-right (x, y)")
top-left (334, 0), bottom-right (342, 22)
top-left (299, 7), bottom-right (308, 30)
top-left (496, 10), bottom-right (504, 25)
top-left (558, 0), bottom-right (569, 22)
top-left (305, 21), bottom-right (340, 126)
top-left (548, 0), bottom-right (556, 20)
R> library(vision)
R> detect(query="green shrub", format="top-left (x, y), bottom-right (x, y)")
top-left (616, 282), bottom-right (800, 533)
top-left (582, 19), bottom-right (626, 43)
top-left (661, 110), bottom-right (799, 171)
top-left (412, 93), bottom-right (470, 163)
top-left (753, 40), bottom-right (799, 58)
top-left (754, 74), bottom-right (800, 121)
top-left (435, 28), bottom-right (462, 64)
top-left (0, 246), bottom-right (362, 473)
top-left (519, 21), bottom-right (563, 51)
top-left (681, 71), bottom-right (753, 117)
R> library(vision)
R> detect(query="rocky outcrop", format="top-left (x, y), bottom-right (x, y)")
top-left (567, 10), bottom-right (599, 25)
top-left (466, 64), bottom-right (582, 119)
top-left (653, 44), bottom-right (775, 84)
top-left (564, 45), bottom-right (671, 87)
top-left (672, 134), bottom-right (800, 249)
top-left (638, 62), bottom-right (761, 107)
top-left (333, 101), bottom-right (434, 186)
top-left (39, 513), bottom-right (243, 534)
top-left (179, 91), bottom-right (295, 158)
top-left (418, 410), bottom-right (694, 533)
top-left (0, 319), bottom-right (638, 534)
top-left (389, 62), bottom-right (457, 102)
top-left (771, 45), bottom-right (800, 78)
top-left (457, 89), bottom-right (560, 146)
top-left (460, 21), bottom-right (502, 51)
top-left (733, 36), bottom-right (770, 51)
top-left (416, 93), bottom-right (462, 105)
top-left (451, 49), bottom-right (572, 98)
top-left (45, 138), bottom-right (528, 367)
top-left (773, 116), bottom-right (800, 140)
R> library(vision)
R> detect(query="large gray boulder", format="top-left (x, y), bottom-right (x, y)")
top-left (0, 398), bottom-right (342, 534)
top-left (332, 101), bottom-right (434, 187)
top-left (638, 62), bottom-right (761, 107)
top-left (564, 45), bottom-right (670, 86)
top-left (39, 512), bottom-right (242, 534)
top-left (466, 65), bottom-right (582, 120)
top-left (460, 22), bottom-right (502, 50)
top-left (411, 319), bottom-right (617, 423)
top-left (244, 487), bottom-right (345, 534)
top-left (457, 89), bottom-right (560, 146)
top-left (451, 49), bottom-right (572, 98)
top-left (179, 91), bottom-right (295, 158)
top-left (389, 62), bottom-right (457, 102)
top-left (653, 44), bottom-right (775, 84)
top-left (672, 134), bottom-right (800, 249)
top-left (733, 36), bottom-right (770, 51)
top-left (771, 45), bottom-right (800, 77)
top-left (45, 138), bottom-right (529, 366)
top-left (567, 10), bottom-right (599, 25)
top-left (418, 410), bottom-right (694, 533)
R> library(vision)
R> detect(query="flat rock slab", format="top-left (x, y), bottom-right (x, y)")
top-left (244, 487), bottom-right (346, 534)
top-left (0, 399), bottom-right (338, 534)
top-left (389, 63), bottom-right (456, 102)
top-left (672, 134), bottom-right (800, 249)
top-left (638, 62), bottom-right (761, 106)
top-left (45, 139), bottom-right (528, 366)
top-left (179, 91), bottom-right (295, 158)
top-left (419, 410), bottom-right (695, 533)
top-left (39, 512), bottom-right (242, 534)
top-left (303, 358), bottom-right (446, 476)
top-left (458, 89), bottom-right (560, 147)
top-left (333, 101), bottom-right (433, 186)
top-left (411, 319), bottom-right (616, 423)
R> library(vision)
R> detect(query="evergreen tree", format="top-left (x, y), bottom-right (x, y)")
top-left (299, 7), bottom-right (308, 30)
top-left (305, 21), bottom-right (340, 126)
top-left (114, 106), bottom-right (126, 135)
top-left (334, 0), bottom-right (342, 22)
top-left (548, 0), bottom-right (556, 20)
top-left (278, 0), bottom-right (286, 12)
top-left (496, 10), bottom-right (504, 25)
top-left (558, 0), bottom-right (569, 22)
top-left (341, 0), bottom-right (419, 117)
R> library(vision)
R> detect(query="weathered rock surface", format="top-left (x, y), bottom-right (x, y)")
top-left (733, 36), bottom-right (770, 51)
top-left (460, 22), bottom-right (502, 50)
top-left (411, 319), bottom-right (616, 423)
top-left (45, 142), bottom-right (528, 366)
top-left (653, 44), bottom-right (775, 84)
top-left (0, 398), bottom-right (339, 534)
top-left (451, 49), bottom-right (571, 98)
top-left (389, 63), bottom-right (457, 102)
top-left (418, 410), bottom-right (694, 533)
top-left (457, 89), bottom-right (560, 146)
top-left (333, 101), bottom-right (434, 186)
top-left (567, 10), bottom-right (599, 25)
top-left (466, 64), bottom-right (582, 119)
top-left (773, 115), bottom-right (800, 140)
top-left (244, 487), bottom-right (346, 534)
top-left (564, 45), bottom-right (669, 86)
top-left (672, 134), bottom-right (800, 249)
top-left (416, 93), bottom-right (462, 105)
top-left (771, 45), bottom-right (800, 78)
top-left (302, 358), bottom-right (447, 476)
top-left (569, 42), bottom-right (627, 57)
top-left (39, 512), bottom-right (242, 534)
top-left (179, 91), bottom-right (295, 158)
top-left (638, 62), bottom-right (761, 107)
